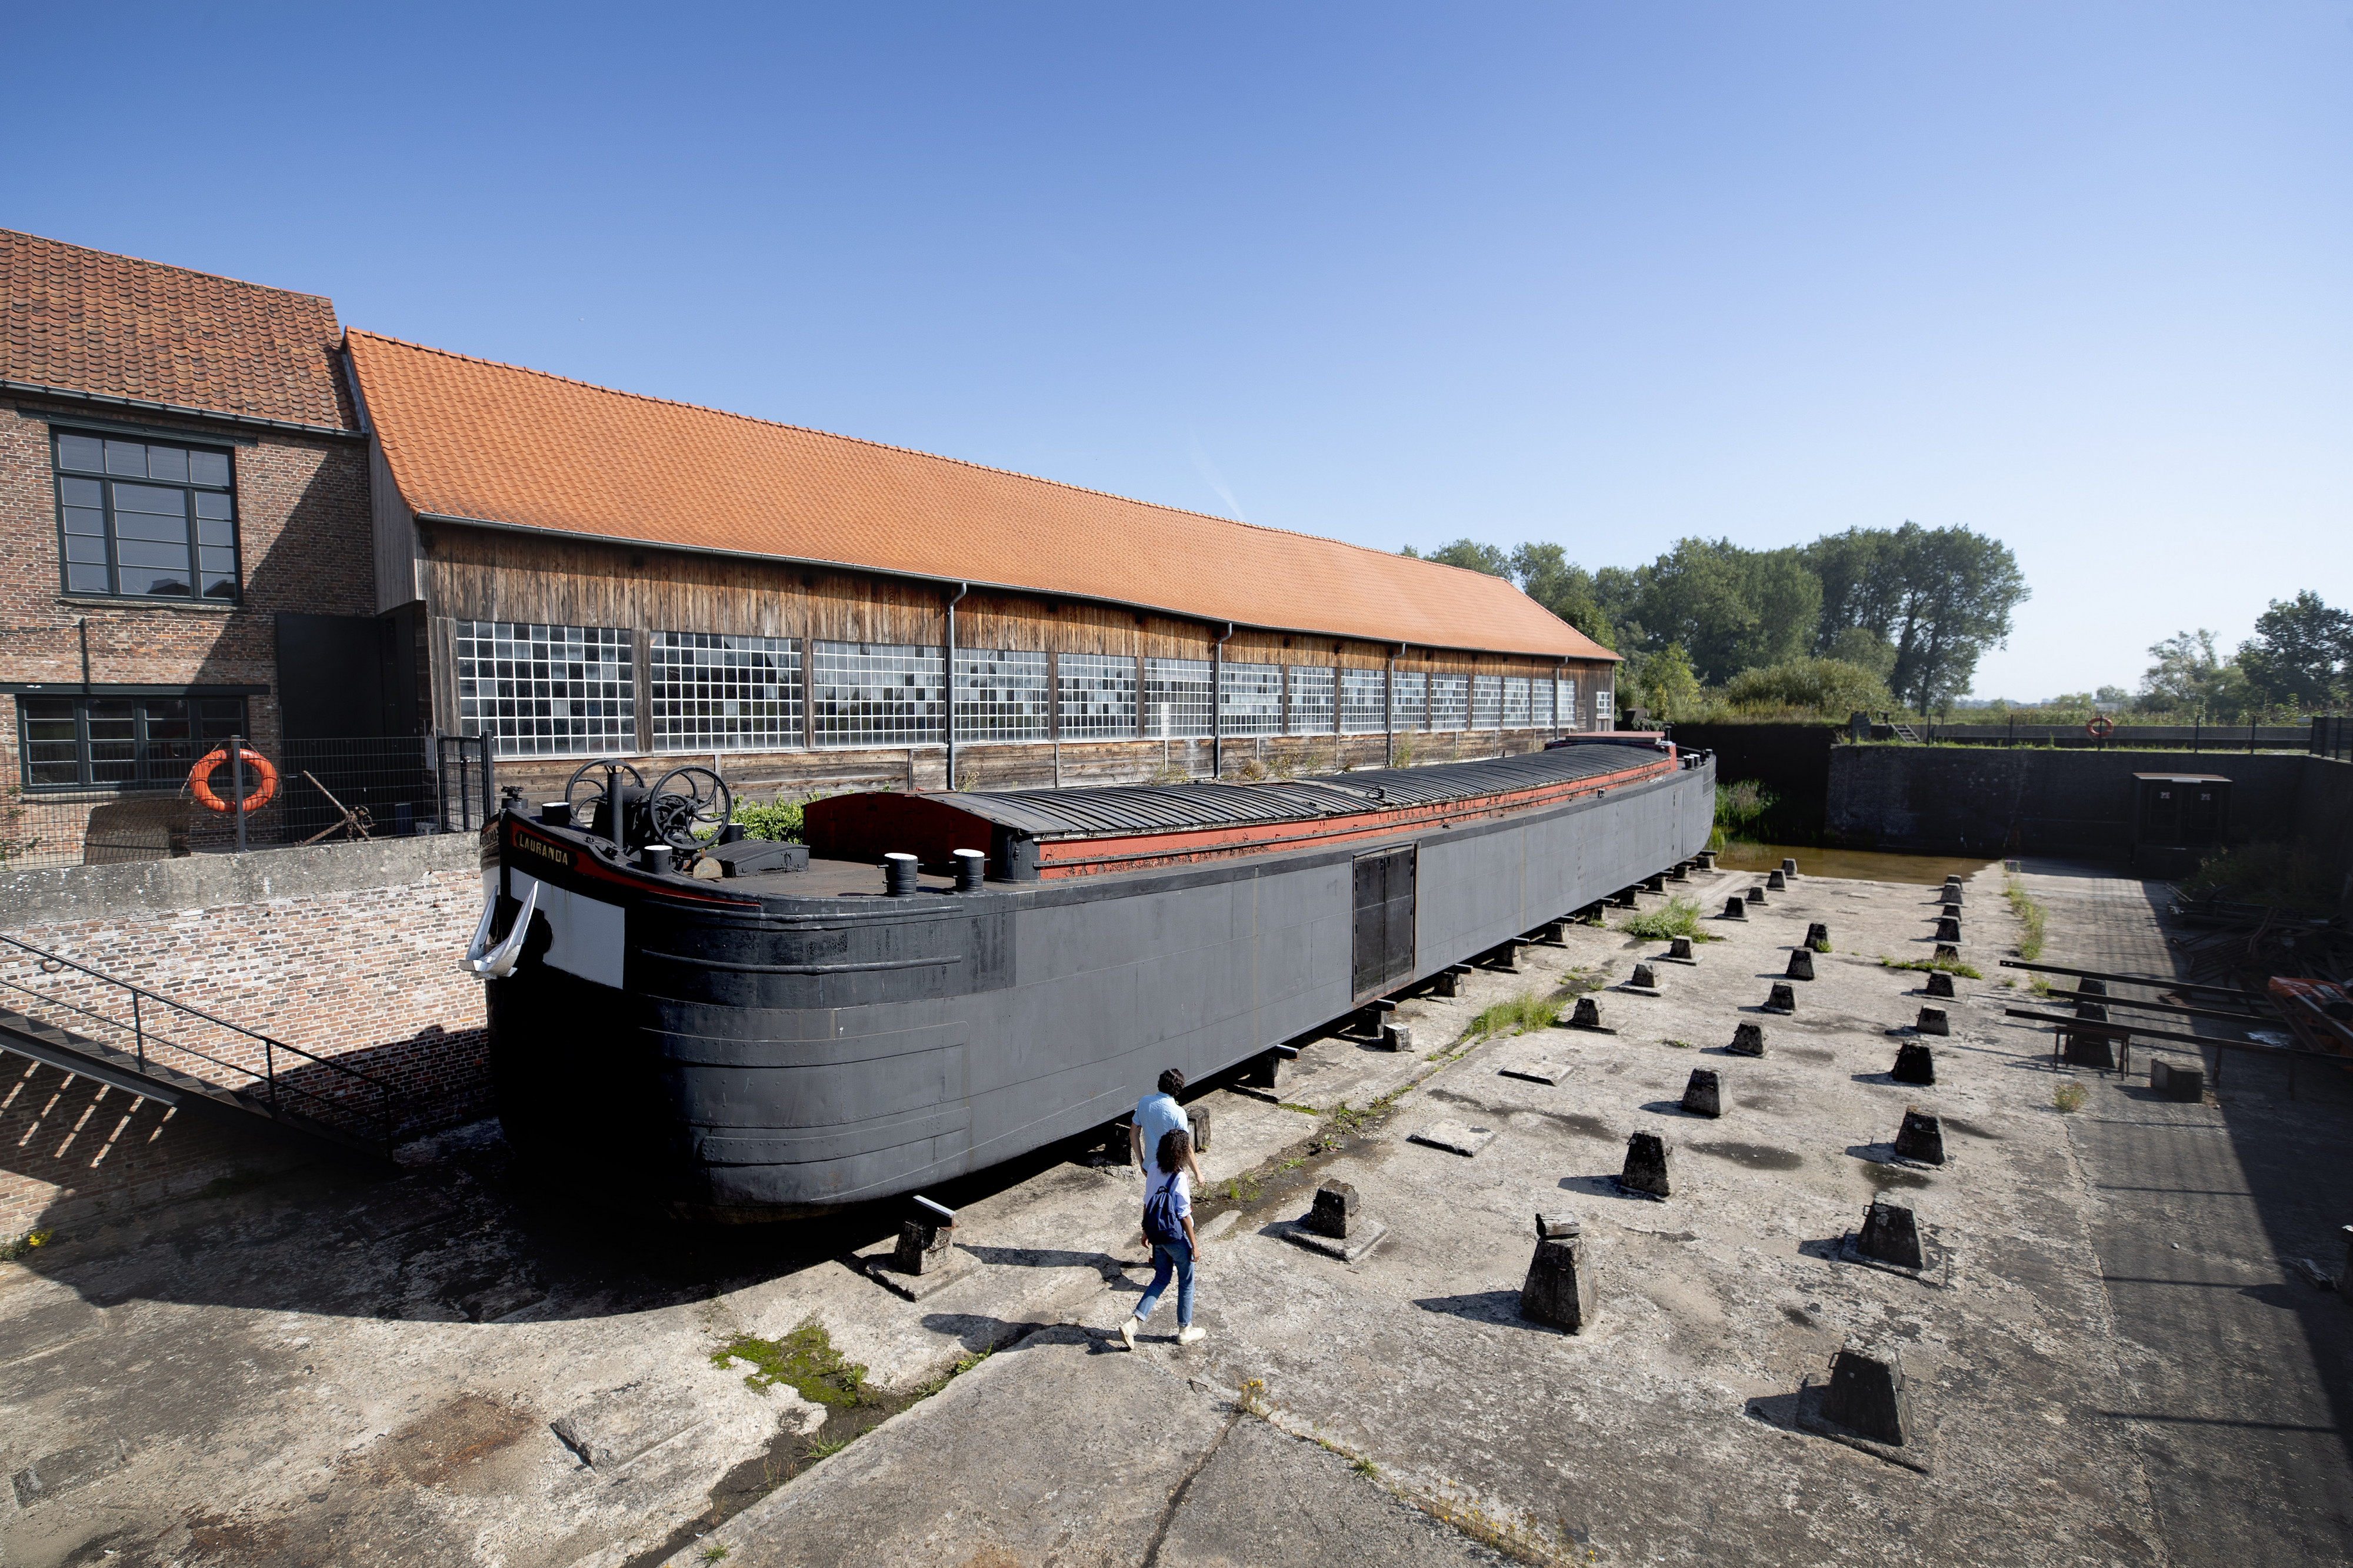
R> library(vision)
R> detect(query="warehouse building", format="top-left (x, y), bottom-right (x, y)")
top-left (343, 331), bottom-right (1618, 803)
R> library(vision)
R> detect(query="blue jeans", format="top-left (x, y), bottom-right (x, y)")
top-left (1134, 1237), bottom-right (1194, 1328)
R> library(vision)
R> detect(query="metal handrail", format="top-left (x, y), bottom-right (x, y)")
top-left (0, 932), bottom-right (397, 1153)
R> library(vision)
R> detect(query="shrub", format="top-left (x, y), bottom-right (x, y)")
top-left (2179, 842), bottom-right (2339, 916)
top-left (2052, 1082), bottom-right (2087, 1113)
top-left (1719, 658), bottom-right (1895, 719)
top-left (1715, 780), bottom-right (1775, 845)
top-left (1617, 896), bottom-right (1717, 943)
top-left (732, 793), bottom-right (813, 843)
top-left (1469, 992), bottom-right (1561, 1037)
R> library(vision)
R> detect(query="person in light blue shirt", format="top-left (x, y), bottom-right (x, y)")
top-left (1131, 1068), bottom-right (1202, 1186)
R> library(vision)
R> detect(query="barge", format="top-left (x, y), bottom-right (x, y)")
top-left (472, 739), bottom-right (1715, 1219)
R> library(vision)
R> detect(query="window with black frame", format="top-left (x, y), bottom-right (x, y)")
top-left (52, 431), bottom-right (239, 600)
top-left (18, 695), bottom-right (246, 789)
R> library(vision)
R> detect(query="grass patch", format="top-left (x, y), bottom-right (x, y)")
top-left (2005, 876), bottom-right (2048, 962)
top-left (906, 1347), bottom-right (991, 1403)
top-left (1469, 991), bottom-right (1561, 1038)
top-left (1663, 1038), bottom-right (1697, 1049)
top-left (1615, 895), bottom-right (1718, 943)
top-left (711, 1324), bottom-right (869, 1408)
top-left (1220, 1172), bottom-right (1264, 1205)
top-left (2052, 1081), bottom-right (2087, 1113)
top-left (1882, 953), bottom-right (1983, 978)
top-left (698, 1545), bottom-right (731, 1564)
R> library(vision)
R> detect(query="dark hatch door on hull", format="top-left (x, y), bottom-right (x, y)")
top-left (1352, 846), bottom-right (1417, 998)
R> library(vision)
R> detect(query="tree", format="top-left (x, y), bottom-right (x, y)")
top-left (1508, 542), bottom-right (1618, 649)
top-left (1804, 523), bottom-right (2027, 711)
top-left (1823, 625), bottom-right (1897, 683)
top-left (2136, 629), bottom-right (2251, 718)
top-left (2237, 592), bottom-right (2352, 711)
top-left (1718, 658), bottom-right (1895, 716)
top-left (1634, 538), bottom-right (1821, 684)
top-left (1408, 539), bottom-right (1514, 578)
top-left (1639, 642), bottom-right (1704, 721)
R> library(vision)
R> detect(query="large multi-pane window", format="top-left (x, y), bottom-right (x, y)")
top-left (1058, 653), bottom-right (1137, 740)
top-left (1472, 675), bottom-right (1503, 729)
top-left (811, 642), bottom-right (945, 747)
top-left (1429, 674), bottom-right (1468, 732)
top-left (17, 695), bottom-right (245, 790)
top-left (956, 649), bottom-right (1050, 743)
top-left (651, 632), bottom-right (801, 751)
top-left (1142, 658), bottom-right (1212, 738)
top-left (1558, 678), bottom-right (1579, 730)
top-left (54, 431), bottom-right (239, 601)
top-left (1502, 677), bottom-right (1532, 728)
top-left (1287, 667), bottom-right (1335, 735)
top-left (456, 622), bottom-right (636, 756)
top-left (1594, 686), bottom-right (1614, 728)
top-left (1219, 662), bottom-right (1283, 738)
top-left (1338, 669), bottom-right (1386, 733)
top-left (1390, 670), bottom-right (1426, 732)
top-left (1532, 678), bottom-right (1554, 730)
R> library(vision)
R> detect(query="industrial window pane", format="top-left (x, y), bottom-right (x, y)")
top-left (1558, 679), bottom-right (1578, 729)
top-left (195, 491), bottom-right (233, 519)
top-left (144, 445), bottom-right (189, 482)
top-left (1472, 675), bottom-right (1502, 729)
top-left (1287, 666), bottom-right (1335, 736)
top-left (115, 511), bottom-right (189, 543)
top-left (56, 434), bottom-right (104, 472)
top-left (1218, 662), bottom-right (1282, 738)
top-left (1390, 670), bottom-right (1425, 731)
top-left (955, 649), bottom-right (1050, 743)
top-left (54, 430), bottom-right (235, 600)
top-left (19, 698), bottom-right (82, 785)
top-left (1532, 678), bottom-right (1554, 729)
top-left (85, 699), bottom-right (136, 784)
top-left (104, 440), bottom-right (146, 475)
top-left (112, 482), bottom-right (185, 516)
top-left (189, 450), bottom-right (231, 487)
top-left (1142, 658), bottom-right (1212, 739)
top-left (1595, 687), bottom-right (1613, 726)
top-left (14, 695), bottom-right (251, 791)
top-left (65, 563), bottom-right (109, 592)
top-left (1429, 674), bottom-right (1468, 732)
top-left (651, 631), bottom-right (802, 752)
top-left (1056, 653), bottom-right (1136, 740)
top-left (1502, 677), bottom-right (1531, 728)
top-left (812, 641), bottom-right (944, 748)
top-left (454, 620), bottom-right (636, 757)
top-left (1339, 669), bottom-right (1385, 734)
top-left (62, 476), bottom-right (102, 509)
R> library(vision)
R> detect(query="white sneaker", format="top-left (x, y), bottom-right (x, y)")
top-left (1118, 1317), bottom-right (1139, 1352)
top-left (1176, 1325), bottom-right (1207, 1345)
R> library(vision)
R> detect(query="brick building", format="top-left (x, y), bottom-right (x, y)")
top-left (1, 231), bottom-right (386, 865)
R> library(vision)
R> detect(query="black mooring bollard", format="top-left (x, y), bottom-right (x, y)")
top-left (1915, 1007), bottom-right (1949, 1036)
top-left (1925, 970), bottom-right (1955, 999)
top-left (1681, 1068), bottom-right (1722, 1117)
top-left (1817, 1338), bottom-right (1918, 1447)
top-left (1857, 1200), bottom-right (1926, 1269)
top-left (1764, 982), bottom-right (1797, 1014)
top-left (1805, 922), bottom-right (1830, 951)
top-left (1728, 1021), bottom-right (1767, 1056)
top-left (1891, 1042), bottom-right (1935, 1084)
top-left (1519, 1214), bottom-right (1597, 1333)
top-left (1767, 869), bottom-right (1788, 890)
top-left (1723, 896), bottom-right (1748, 920)
top-left (1893, 1109), bottom-right (1945, 1165)
top-left (1785, 948), bottom-right (1815, 982)
top-left (1619, 1132), bottom-right (1671, 1197)
top-left (1934, 917), bottom-right (1961, 942)
top-left (1745, 885), bottom-right (1767, 906)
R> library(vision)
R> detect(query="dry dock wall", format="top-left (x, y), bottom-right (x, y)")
top-left (1, 835), bottom-right (489, 1236)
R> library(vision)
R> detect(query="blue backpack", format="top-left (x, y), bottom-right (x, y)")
top-left (1142, 1173), bottom-right (1187, 1246)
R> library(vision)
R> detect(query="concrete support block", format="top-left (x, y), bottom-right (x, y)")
top-left (1518, 1216), bottom-right (1597, 1333)
top-left (1308, 1181), bottom-right (1359, 1239)
top-left (1643, 873), bottom-right (1666, 893)
top-left (1941, 902), bottom-right (1962, 920)
top-left (1767, 869), bottom-right (1788, 890)
top-left (1619, 1131), bottom-right (1671, 1197)
top-left (1681, 1067), bottom-right (1722, 1117)
top-left (1434, 968), bottom-right (1464, 998)
top-left (1382, 1023), bottom-right (1414, 1053)
top-left (1245, 1051), bottom-right (1288, 1091)
top-left (1609, 888), bottom-right (1639, 909)
top-left (1891, 1043), bottom-right (1936, 1085)
top-left (1916, 1007), bottom-right (1949, 1036)
top-left (892, 1220), bottom-right (956, 1276)
top-left (1566, 995), bottom-right (1615, 1032)
top-left (2076, 1000), bottom-right (2109, 1023)
top-left (1857, 1200), bottom-right (1925, 1269)
top-left (1764, 982), bottom-right (1797, 1013)
top-left (2151, 1060), bottom-right (2204, 1101)
top-left (1187, 1105), bottom-right (1212, 1154)
top-left (1805, 922), bottom-right (1830, 951)
top-left (1722, 896), bottom-right (1748, 920)
top-left (1821, 1339), bottom-right (1917, 1446)
top-left (1781, 857), bottom-right (1799, 876)
top-left (1697, 850), bottom-right (1718, 869)
top-left (1924, 970), bottom-right (1955, 999)
top-left (1785, 948), bottom-right (1816, 982)
top-left (1932, 943), bottom-right (1960, 963)
top-left (1934, 917), bottom-right (1961, 942)
top-left (1745, 886), bottom-right (1767, 905)
top-left (2064, 1029), bottom-right (2116, 1070)
top-left (1667, 863), bottom-right (1690, 882)
top-left (1534, 920), bottom-right (1567, 945)
top-left (1728, 1021), bottom-right (1767, 1056)
top-left (2078, 978), bottom-right (2107, 998)
top-left (1667, 936), bottom-right (1697, 962)
top-left (1628, 962), bottom-right (1659, 991)
top-left (1942, 883), bottom-right (1964, 905)
top-left (1894, 1109), bottom-right (1946, 1165)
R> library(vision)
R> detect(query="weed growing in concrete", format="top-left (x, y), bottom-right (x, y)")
top-left (1879, 956), bottom-right (1984, 979)
top-left (1616, 896), bottom-right (1717, 943)
top-left (2005, 876), bottom-right (2049, 962)
top-left (1470, 992), bottom-right (1562, 1037)
top-left (907, 1348), bottom-right (991, 1403)
top-left (0, 1227), bottom-right (54, 1261)
top-left (2028, 976), bottom-right (2052, 996)
top-left (1237, 1377), bottom-right (1272, 1417)
top-left (711, 1324), bottom-right (869, 1408)
top-left (697, 1544), bottom-right (731, 1564)
top-left (1352, 1455), bottom-right (1378, 1477)
top-left (1415, 1482), bottom-right (1582, 1566)
top-left (1275, 1102), bottom-right (1321, 1117)
top-left (805, 1431), bottom-right (862, 1461)
top-left (1221, 1172), bottom-right (1264, 1204)
top-left (1664, 1039), bottom-right (1697, 1049)
top-left (2052, 1081), bottom-right (2088, 1113)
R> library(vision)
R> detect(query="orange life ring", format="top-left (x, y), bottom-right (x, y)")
top-left (189, 745), bottom-right (278, 813)
top-left (2085, 715), bottom-right (2116, 739)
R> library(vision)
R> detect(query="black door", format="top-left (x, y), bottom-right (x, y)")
top-left (1352, 846), bottom-right (1418, 998)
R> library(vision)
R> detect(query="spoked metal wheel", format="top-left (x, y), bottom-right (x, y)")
top-left (561, 760), bottom-right (644, 828)
top-left (648, 766), bottom-right (734, 850)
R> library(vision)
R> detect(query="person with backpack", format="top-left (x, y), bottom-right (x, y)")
top-left (1118, 1126), bottom-right (1204, 1350)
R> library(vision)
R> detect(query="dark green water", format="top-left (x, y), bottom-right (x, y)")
top-left (1715, 840), bottom-right (1998, 886)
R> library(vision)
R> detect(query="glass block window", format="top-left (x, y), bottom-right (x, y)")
top-left (1338, 669), bottom-right (1386, 733)
top-left (455, 622), bottom-right (635, 757)
top-left (1219, 662), bottom-right (1283, 738)
top-left (1287, 667), bottom-right (1335, 735)
top-left (1594, 686), bottom-right (1614, 727)
top-left (16, 695), bottom-right (244, 790)
top-left (1143, 658), bottom-right (1212, 739)
top-left (956, 649), bottom-right (1050, 743)
top-left (1502, 677), bottom-right (1532, 728)
top-left (53, 430), bottom-right (239, 600)
top-left (1429, 674), bottom-right (1468, 732)
top-left (812, 642), bottom-right (945, 747)
top-left (1472, 675), bottom-right (1503, 729)
top-left (1532, 678), bottom-right (1554, 730)
top-left (1058, 652), bottom-right (1136, 740)
top-left (1558, 678), bottom-right (1578, 730)
top-left (651, 632), bottom-right (801, 752)
top-left (1391, 670), bottom-right (1426, 731)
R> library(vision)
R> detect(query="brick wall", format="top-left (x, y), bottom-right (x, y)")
top-left (1, 836), bottom-right (487, 1239)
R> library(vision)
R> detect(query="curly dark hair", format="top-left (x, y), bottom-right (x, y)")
top-left (1155, 1127), bottom-right (1192, 1179)
top-left (1157, 1067), bottom-right (1186, 1095)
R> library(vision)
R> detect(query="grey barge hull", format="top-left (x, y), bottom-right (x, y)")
top-left (484, 743), bottom-right (1715, 1219)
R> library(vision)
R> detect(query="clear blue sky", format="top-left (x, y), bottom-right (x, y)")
top-left (11, 4), bottom-right (2347, 698)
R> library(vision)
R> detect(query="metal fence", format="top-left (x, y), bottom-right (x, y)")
top-left (2, 734), bottom-right (493, 874)
top-left (2316, 715), bottom-right (2352, 763)
top-left (1909, 722), bottom-right (2315, 751)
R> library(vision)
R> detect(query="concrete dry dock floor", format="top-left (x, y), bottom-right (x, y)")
top-left (0, 863), bottom-right (2345, 1566)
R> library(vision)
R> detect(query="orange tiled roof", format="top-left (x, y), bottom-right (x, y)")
top-left (346, 331), bottom-right (1615, 661)
top-left (4, 229), bottom-right (355, 431)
